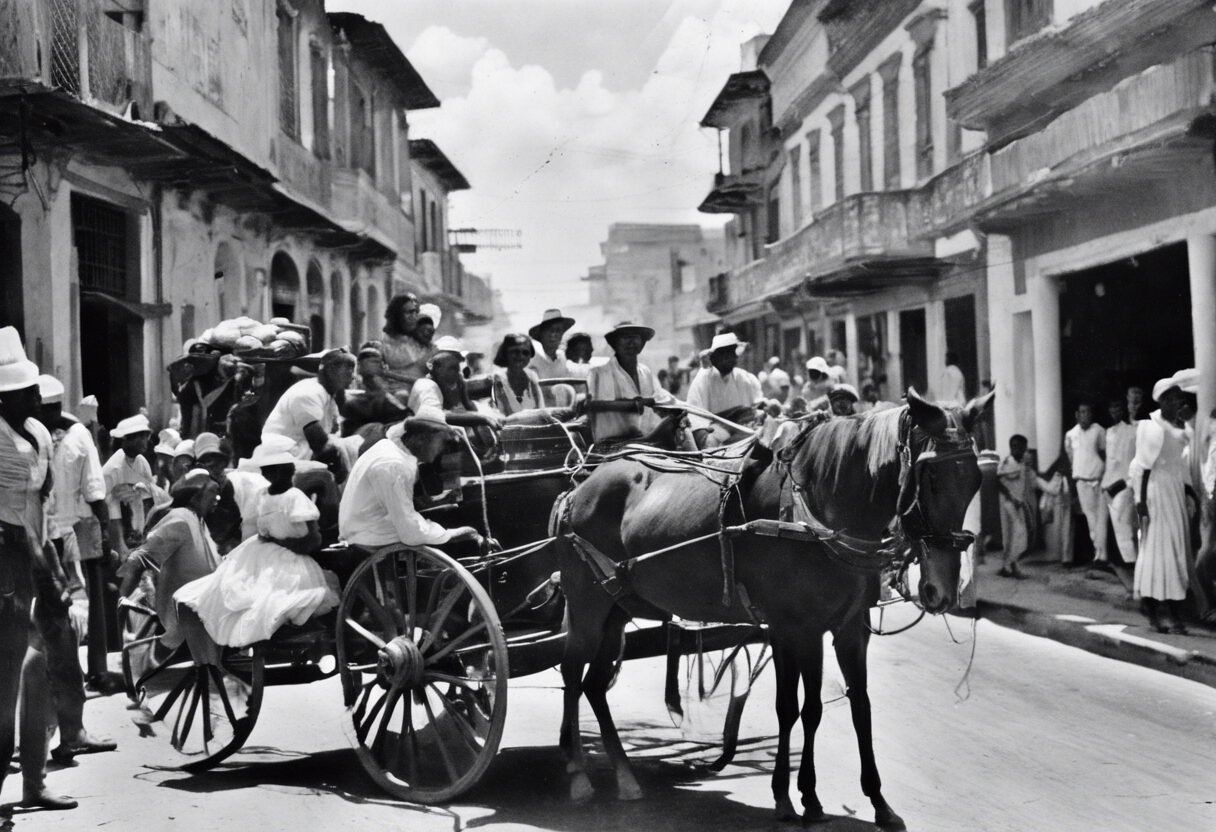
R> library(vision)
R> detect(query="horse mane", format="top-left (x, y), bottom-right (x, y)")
top-left (800, 405), bottom-right (904, 489)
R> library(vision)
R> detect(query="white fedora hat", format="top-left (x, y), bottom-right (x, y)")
top-left (0, 327), bottom-right (38, 393)
top-left (419, 303), bottom-right (443, 329)
top-left (805, 356), bottom-right (830, 375)
top-left (110, 413), bottom-right (151, 438)
top-left (37, 374), bottom-right (64, 404)
top-left (172, 439), bottom-right (196, 459)
top-left (1152, 376), bottom-right (1181, 402)
top-left (529, 308), bottom-right (576, 341)
top-left (1172, 367), bottom-right (1199, 394)
top-left (708, 332), bottom-right (747, 355)
top-left (237, 434), bottom-right (299, 470)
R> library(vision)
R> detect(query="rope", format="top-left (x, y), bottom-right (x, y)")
top-left (544, 410), bottom-right (587, 471)
top-left (948, 616), bottom-right (979, 704)
top-left (455, 428), bottom-right (493, 540)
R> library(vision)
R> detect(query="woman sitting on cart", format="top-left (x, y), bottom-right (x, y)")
top-left (174, 442), bottom-right (340, 647)
top-left (357, 293), bottom-right (436, 397)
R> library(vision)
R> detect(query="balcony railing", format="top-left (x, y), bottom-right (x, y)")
top-left (0, 0), bottom-right (151, 116)
top-left (698, 170), bottom-right (765, 214)
top-left (332, 167), bottom-right (412, 258)
top-left (275, 134), bottom-right (332, 214)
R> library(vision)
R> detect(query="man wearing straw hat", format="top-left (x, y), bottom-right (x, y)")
top-left (684, 332), bottom-right (762, 449)
top-left (586, 321), bottom-right (681, 445)
top-left (0, 327), bottom-right (78, 810)
top-left (339, 407), bottom-right (483, 549)
top-left (528, 308), bottom-right (575, 381)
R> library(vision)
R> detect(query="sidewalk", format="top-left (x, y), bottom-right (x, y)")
top-left (973, 553), bottom-right (1216, 688)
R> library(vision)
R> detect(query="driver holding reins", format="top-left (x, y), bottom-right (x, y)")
top-left (585, 321), bottom-right (687, 447)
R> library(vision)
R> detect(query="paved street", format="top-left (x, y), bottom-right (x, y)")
top-left (3, 616), bottom-right (1214, 832)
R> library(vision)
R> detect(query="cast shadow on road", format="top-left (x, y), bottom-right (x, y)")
top-left (140, 722), bottom-right (890, 832)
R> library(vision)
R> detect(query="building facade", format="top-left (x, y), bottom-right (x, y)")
top-left (0, 0), bottom-right (487, 427)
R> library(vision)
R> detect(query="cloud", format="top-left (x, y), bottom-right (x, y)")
top-left (403, 1), bottom-right (787, 339)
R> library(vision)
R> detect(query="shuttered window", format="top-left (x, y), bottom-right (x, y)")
top-left (277, 8), bottom-right (297, 139)
top-left (879, 56), bottom-right (901, 189)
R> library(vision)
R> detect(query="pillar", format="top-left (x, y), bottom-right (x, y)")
top-left (886, 308), bottom-right (902, 397)
top-left (925, 298), bottom-right (947, 400)
top-left (1030, 271), bottom-right (1062, 461)
top-left (844, 309), bottom-right (859, 387)
top-left (1188, 235), bottom-right (1216, 430)
top-left (986, 234), bottom-right (1017, 451)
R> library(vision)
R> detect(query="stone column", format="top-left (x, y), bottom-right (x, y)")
top-left (925, 298), bottom-right (946, 400)
top-left (1188, 235), bottom-right (1216, 429)
top-left (885, 308), bottom-right (902, 397)
top-left (1030, 271), bottom-right (1062, 462)
top-left (986, 234), bottom-right (1017, 451)
top-left (844, 309), bottom-right (859, 387)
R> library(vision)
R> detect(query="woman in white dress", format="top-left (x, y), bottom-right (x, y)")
top-left (175, 446), bottom-right (339, 646)
top-left (490, 333), bottom-right (545, 417)
top-left (1131, 378), bottom-right (1191, 634)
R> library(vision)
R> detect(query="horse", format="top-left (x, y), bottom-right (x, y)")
top-left (553, 389), bottom-right (992, 827)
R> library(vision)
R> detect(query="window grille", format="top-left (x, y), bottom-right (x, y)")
top-left (71, 195), bottom-right (128, 298)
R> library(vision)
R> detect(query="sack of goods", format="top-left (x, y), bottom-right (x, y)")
top-left (192, 316), bottom-right (311, 359)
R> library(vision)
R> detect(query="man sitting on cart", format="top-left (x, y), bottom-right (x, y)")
top-left (261, 349), bottom-right (357, 475)
top-left (338, 407), bottom-right (484, 552)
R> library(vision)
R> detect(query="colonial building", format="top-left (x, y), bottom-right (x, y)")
top-left (700, 0), bottom-right (990, 401)
top-left (0, 0), bottom-right (488, 426)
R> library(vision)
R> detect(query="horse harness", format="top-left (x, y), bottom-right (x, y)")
top-left (557, 408), bottom-right (977, 613)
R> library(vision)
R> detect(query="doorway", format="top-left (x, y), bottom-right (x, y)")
top-left (72, 194), bottom-right (141, 426)
top-left (944, 294), bottom-right (978, 399)
top-left (1058, 243), bottom-right (1192, 419)
top-left (270, 251), bottom-right (300, 321)
top-left (899, 307), bottom-right (928, 395)
top-left (0, 205), bottom-right (22, 336)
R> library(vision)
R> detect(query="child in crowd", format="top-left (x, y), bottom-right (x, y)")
top-left (997, 434), bottom-right (1033, 577)
top-left (175, 445), bottom-right (339, 646)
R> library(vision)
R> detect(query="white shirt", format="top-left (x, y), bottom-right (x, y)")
top-left (491, 369), bottom-right (544, 416)
top-left (262, 377), bottom-right (338, 459)
top-left (407, 377), bottom-right (444, 413)
top-left (685, 367), bottom-right (763, 432)
top-left (50, 421), bottom-right (105, 533)
top-left (586, 356), bottom-right (675, 442)
top-left (529, 350), bottom-right (570, 380)
top-left (101, 449), bottom-right (154, 522)
top-left (1064, 422), bottom-right (1105, 481)
top-left (0, 414), bottom-right (51, 543)
top-left (338, 437), bottom-right (452, 547)
top-left (227, 470), bottom-right (270, 542)
top-left (1103, 421), bottom-right (1137, 489)
top-left (762, 367), bottom-right (790, 397)
top-left (939, 364), bottom-right (967, 406)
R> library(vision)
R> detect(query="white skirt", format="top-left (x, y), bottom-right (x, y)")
top-left (175, 536), bottom-right (339, 647)
top-left (1133, 473), bottom-right (1190, 601)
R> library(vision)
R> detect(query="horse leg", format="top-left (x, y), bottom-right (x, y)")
top-left (834, 623), bottom-right (904, 831)
top-left (770, 641), bottom-right (800, 822)
top-left (796, 636), bottom-right (827, 824)
top-left (663, 622), bottom-right (683, 718)
top-left (582, 608), bottom-right (642, 800)
top-left (558, 571), bottom-right (617, 803)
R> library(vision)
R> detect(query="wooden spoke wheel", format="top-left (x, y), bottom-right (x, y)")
top-left (119, 598), bottom-right (163, 700)
top-left (336, 546), bottom-right (509, 804)
top-left (132, 640), bottom-right (265, 772)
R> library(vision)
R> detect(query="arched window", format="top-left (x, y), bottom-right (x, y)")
top-left (270, 251), bottom-right (300, 321)
top-left (306, 260), bottom-right (325, 348)
top-left (349, 281), bottom-right (364, 346)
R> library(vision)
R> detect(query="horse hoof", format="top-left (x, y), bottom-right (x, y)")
top-left (618, 781), bottom-right (644, 802)
top-left (801, 810), bottom-right (830, 826)
top-left (774, 796), bottom-right (799, 822)
top-left (875, 809), bottom-right (907, 831)
top-left (569, 773), bottom-right (595, 804)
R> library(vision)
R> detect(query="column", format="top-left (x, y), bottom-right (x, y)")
top-left (986, 234), bottom-right (1017, 451)
top-left (1030, 271), bottom-right (1062, 461)
top-left (925, 298), bottom-right (946, 400)
top-left (885, 308), bottom-right (902, 397)
top-left (322, 271), bottom-right (335, 350)
top-left (1187, 235), bottom-right (1216, 430)
top-left (844, 309), bottom-right (859, 387)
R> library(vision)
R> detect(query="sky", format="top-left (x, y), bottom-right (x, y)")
top-left (329, 0), bottom-right (789, 331)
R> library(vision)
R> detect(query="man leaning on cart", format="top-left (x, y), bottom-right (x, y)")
top-left (338, 407), bottom-right (484, 552)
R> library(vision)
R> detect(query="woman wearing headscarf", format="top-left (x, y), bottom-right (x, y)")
top-left (489, 333), bottom-right (545, 417)
top-left (1130, 378), bottom-right (1192, 633)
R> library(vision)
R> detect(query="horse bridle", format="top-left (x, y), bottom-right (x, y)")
top-left (894, 410), bottom-right (978, 559)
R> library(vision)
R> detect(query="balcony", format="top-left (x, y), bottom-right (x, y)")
top-left (946, 0), bottom-right (1216, 148)
top-left (0, 0), bottom-right (152, 116)
top-left (331, 167), bottom-right (413, 259)
top-left (698, 170), bottom-right (765, 214)
top-left (274, 134), bottom-right (332, 218)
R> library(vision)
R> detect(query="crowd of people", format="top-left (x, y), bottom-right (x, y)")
top-left (993, 374), bottom-right (1216, 634)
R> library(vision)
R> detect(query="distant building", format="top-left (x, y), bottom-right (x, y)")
top-left (583, 223), bottom-right (726, 365)
top-left (0, 1), bottom-right (489, 426)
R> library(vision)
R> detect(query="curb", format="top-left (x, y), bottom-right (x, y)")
top-left (976, 598), bottom-right (1216, 690)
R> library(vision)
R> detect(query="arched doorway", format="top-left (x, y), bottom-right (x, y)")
top-left (330, 270), bottom-right (345, 346)
top-left (270, 251), bottom-right (300, 322)
top-left (213, 241), bottom-right (242, 322)
top-left (306, 260), bottom-right (325, 348)
top-left (0, 204), bottom-right (23, 336)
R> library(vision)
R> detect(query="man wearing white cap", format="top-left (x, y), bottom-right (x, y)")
top-left (760, 356), bottom-right (791, 403)
top-left (0, 327), bottom-right (78, 810)
top-left (102, 413), bottom-right (155, 560)
top-left (339, 407), bottom-right (483, 549)
top-left (685, 332), bottom-right (762, 449)
top-left (801, 356), bottom-right (834, 411)
top-left (39, 374), bottom-right (122, 695)
top-left (261, 349), bottom-right (355, 467)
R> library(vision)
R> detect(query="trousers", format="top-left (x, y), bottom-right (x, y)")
top-left (0, 520), bottom-right (40, 795)
top-left (1075, 480), bottom-right (1109, 561)
top-left (1106, 486), bottom-right (1138, 564)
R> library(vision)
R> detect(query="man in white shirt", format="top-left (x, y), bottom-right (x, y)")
top-left (102, 413), bottom-right (155, 560)
top-left (339, 407), bottom-right (482, 549)
top-left (262, 349), bottom-right (355, 466)
top-left (938, 352), bottom-right (968, 406)
top-left (686, 332), bottom-right (762, 448)
top-left (586, 322), bottom-right (678, 444)
top-left (1065, 402), bottom-right (1108, 565)
top-left (1103, 398), bottom-right (1138, 565)
top-left (527, 308), bottom-right (575, 381)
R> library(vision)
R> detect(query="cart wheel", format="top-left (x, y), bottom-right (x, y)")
top-left (667, 630), bottom-right (769, 771)
top-left (132, 641), bottom-right (265, 772)
top-left (336, 545), bottom-right (509, 804)
top-left (119, 598), bottom-right (163, 700)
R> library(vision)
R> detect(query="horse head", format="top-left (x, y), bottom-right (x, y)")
top-left (900, 387), bottom-right (993, 613)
